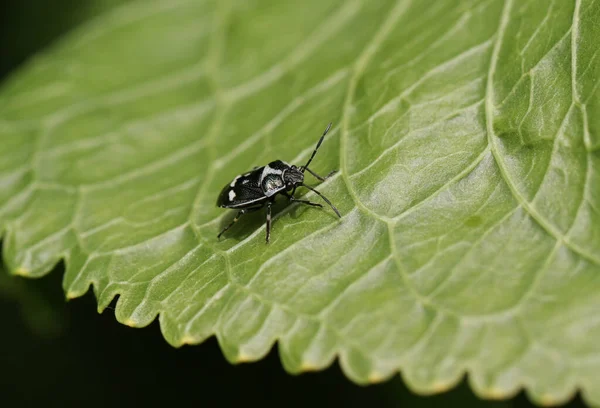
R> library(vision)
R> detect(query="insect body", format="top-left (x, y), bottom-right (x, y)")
top-left (216, 122), bottom-right (341, 243)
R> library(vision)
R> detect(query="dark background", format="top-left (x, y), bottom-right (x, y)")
top-left (0, 1), bottom-right (587, 407)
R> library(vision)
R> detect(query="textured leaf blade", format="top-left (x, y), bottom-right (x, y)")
top-left (1, 0), bottom-right (599, 405)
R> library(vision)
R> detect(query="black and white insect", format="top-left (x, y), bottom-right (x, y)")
top-left (216, 122), bottom-right (341, 243)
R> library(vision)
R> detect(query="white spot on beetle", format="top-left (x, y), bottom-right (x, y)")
top-left (228, 190), bottom-right (236, 201)
top-left (230, 175), bottom-right (241, 187)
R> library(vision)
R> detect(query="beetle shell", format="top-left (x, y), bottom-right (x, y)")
top-left (216, 160), bottom-right (294, 208)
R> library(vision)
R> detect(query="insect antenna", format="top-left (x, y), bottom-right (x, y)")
top-left (301, 183), bottom-right (341, 218)
top-left (300, 122), bottom-right (332, 173)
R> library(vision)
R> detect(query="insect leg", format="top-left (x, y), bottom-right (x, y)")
top-left (265, 200), bottom-right (273, 243)
top-left (217, 206), bottom-right (262, 239)
top-left (304, 167), bottom-right (337, 181)
top-left (284, 192), bottom-right (322, 208)
top-left (301, 183), bottom-right (342, 218)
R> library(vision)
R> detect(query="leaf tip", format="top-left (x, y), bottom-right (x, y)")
top-left (180, 335), bottom-right (197, 345)
top-left (539, 395), bottom-right (564, 407)
top-left (65, 291), bottom-right (78, 300)
top-left (482, 387), bottom-right (507, 400)
top-left (13, 267), bottom-right (30, 276)
top-left (236, 352), bottom-right (254, 363)
top-left (431, 381), bottom-right (453, 393)
top-left (299, 361), bottom-right (321, 372)
top-left (367, 371), bottom-right (389, 384)
top-left (123, 318), bottom-right (138, 327)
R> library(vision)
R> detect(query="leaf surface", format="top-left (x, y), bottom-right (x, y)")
top-left (1, 0), bottom-right (599, 405)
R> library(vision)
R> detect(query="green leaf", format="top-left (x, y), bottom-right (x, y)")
top-left (1, 0), bottom-right (599, 405)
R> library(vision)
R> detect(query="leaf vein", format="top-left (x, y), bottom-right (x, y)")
top-left (485, 0), bottom-right (600, 265)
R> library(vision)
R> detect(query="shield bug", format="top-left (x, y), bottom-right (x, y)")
top-left (216, 122), bottom-right (341, 243)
